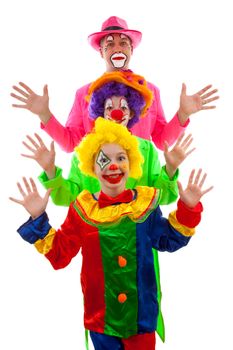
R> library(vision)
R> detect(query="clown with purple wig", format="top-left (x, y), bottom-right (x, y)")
top-left (18, 70), bottom-right (196, 344)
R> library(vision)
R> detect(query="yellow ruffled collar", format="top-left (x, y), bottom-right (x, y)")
top-left (73, 186), bottom-right (160, 226)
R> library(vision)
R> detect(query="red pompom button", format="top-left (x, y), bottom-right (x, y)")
top-left (118, 256), bottom-right (127, 267)
top-left (118, 293), bottom-right (127, 303)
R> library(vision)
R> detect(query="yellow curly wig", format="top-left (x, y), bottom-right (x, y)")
top-left (75, 118), bottom-right (144, 179)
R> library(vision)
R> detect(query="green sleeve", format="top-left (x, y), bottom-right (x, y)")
top-left (38, 154), bottom-right (100, 207)
top-left (126, 138), bottom-right (178, 205)
top-left (154, 166), bottom-right (179, 205)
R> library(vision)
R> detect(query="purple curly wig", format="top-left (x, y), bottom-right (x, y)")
top-left (88, 81), bottom-right (146, 128)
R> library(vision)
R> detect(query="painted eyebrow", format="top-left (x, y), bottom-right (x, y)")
top-left (117, 151), bottom-right (127, 156)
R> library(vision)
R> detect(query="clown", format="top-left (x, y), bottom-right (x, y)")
top-left (20, 72), bottom-right (195, 341)
top-left (11, 16), bottom-right (219, 152)
top-left (10, 118), bottom-right (212, 350)
top-left (22, 71), bottom-right (195, 209)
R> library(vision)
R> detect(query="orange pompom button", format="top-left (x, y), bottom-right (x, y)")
top-left (118, 256), bottom-right (127, 267)
top-left (118, 293), bottom-right (127, 303)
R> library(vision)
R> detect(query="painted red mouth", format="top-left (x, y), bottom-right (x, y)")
top-left (112, 56), bottom-right (125, 60)
top-left (102, 173), bottom-right (124, 184)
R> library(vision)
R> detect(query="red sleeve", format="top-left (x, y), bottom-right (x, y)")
top-left (45, 205), bottom-right (82, 269)
top-left (176, 199), bottom-right (203, 228)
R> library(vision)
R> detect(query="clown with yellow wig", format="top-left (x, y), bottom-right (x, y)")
top-left (22, 70), bottom-right (195, 208)
top-left (10, 118), bottom-right (213, 350)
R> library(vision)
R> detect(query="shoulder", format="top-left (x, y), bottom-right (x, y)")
top-left (75, 82), bottom-right (92, 96)
top-left (136, 137), bottom-right (158, 153)
top-left (146, 81), bottom-right (160, 92)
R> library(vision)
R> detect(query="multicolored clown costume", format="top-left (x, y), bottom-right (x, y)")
top-left (39, 71), bottom-right (179, 207)
top-left (17, 119), bottom-right (203, 350)
top-left (37, 71), bottom-right (181, 342)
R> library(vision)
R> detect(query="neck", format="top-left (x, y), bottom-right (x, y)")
top-left (100, 184), bottom-right (126, 198)
top-left (106, 65), bottom-right (129, 72)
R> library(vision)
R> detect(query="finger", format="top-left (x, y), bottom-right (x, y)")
top-left (163, 141), bottom-right (169, 153)
top-left (50, 140), bottom-right (55, 152)
top-left (181, 83), bottom-right (186, 95)
top-left (12, 104), bottom-right (27, 109)
top-left (22, 141), bottom-right (36, 153)
top-left (188, 169), bottom-right (195, 185)
top-left (183, 137), bottom-right (194, 151)
top-left (184, 147), bottom-right (196, 157)
top-left (201, 89), bottom-right (218, 99)
top-left (19, 82), bottom-right (35, 94)
top-left (201, 185), bottom-right (214, 196)
top-left (194, 169), bottom-right (202, 185)
top-left (12, 85), bottom-right (30, 98)
top-left (34, 133), bottom-right (46, 148)
top-left (199, 172), bottom-right (207, 188)
top-left (202, 106), bottom-right (216, 110)
top-left (26, 135), bottom-right (40, 149)
top-left (196, 84), bottom-right (212, 95)
top-left (175, 132), bottom-right (185, 146)
top-left (17, 182), bottom-right (26, 197)
top-left (29, 178), bottom-right (38, 193)
top-left (23, 177), bottom-right (32, 193)
top-left (202, 96), bottom-right (219, 105)
top-left (177, 181), bottom-right (183, 194)
top-left (43, 84), bottom-right (49, 97)
top-left (180, 134), bottom-right (192, 148)
top-left (44, 188), bottom-right (52, 201)
top-left (21, 153), bottom-right (35, 159)
top-left (10, 93), bottom-right (28, 103)
top-left (9, 197), bottom-right (23, 205)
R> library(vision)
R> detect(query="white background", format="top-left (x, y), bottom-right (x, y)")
top-left (0, 0), bottom-right (232, 349)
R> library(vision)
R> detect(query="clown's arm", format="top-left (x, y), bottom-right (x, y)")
top-left (23, 133), bottom-right (178, 207)
top-left (9, 178), bottom-right (81, 270)
top-left (163, 132), bottom-right (195, 179)
top-left (21, 133), bottom-right (93, 206)
top-left (148, 169), bottom-right (213, 252)
top-left (143, 133), bottom-right (195, 205)
top-left (149, 83), bottom-right (219, 150)
top-left (11, 82), bottom-right (88, 152)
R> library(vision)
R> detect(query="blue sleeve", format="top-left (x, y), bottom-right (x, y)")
top-left (17, 212), bottom-right (51, 244)
top-left (147, 206), bottom-right (191, 252)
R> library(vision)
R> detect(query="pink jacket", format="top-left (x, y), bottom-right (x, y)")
top-left (41, 81), bottom-right (188, 152)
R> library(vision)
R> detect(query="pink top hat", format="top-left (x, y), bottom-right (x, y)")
top-left (88, 16), bottom-right (142, 51)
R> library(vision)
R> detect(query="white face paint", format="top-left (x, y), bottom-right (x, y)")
top-left (100, 33), bottom-right (132, 71)
top-left (104, 96), bottom-right (132, 127)
top-left (110, 52), bottom-right (127, 68)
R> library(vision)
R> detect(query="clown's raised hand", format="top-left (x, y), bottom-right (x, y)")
top-left (178, 169), bottom-right (213, 208)
top-left (178, 83), bottom-right (219, 125)
top-left (21, 133), bottom-right (56, 179)
top-left (164, 132), bottom-right (195, 179)
top-left (9, 177), bottom-right (51, 219)
top-left (11, 82), bottom-right (52, 124)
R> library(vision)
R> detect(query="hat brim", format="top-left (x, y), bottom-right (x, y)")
top-left (86, 71), bottom-right (153, 117)
top-left (88, 29), bottom-right (142, 51)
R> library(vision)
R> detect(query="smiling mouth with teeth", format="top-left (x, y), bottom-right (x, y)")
top-left (102, 173), bottom-right (124, 184)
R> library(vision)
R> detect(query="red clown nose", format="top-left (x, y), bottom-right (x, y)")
top-left (109, 164), bottom-right (119, 170)
top-left (111, 109), bottom-right (124, 121)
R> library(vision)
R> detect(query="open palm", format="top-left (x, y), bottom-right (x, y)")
top-left (11, 82), bottom-right (51, 123)
top-left (21, 133), bottom-right (55, 173)
top-left (9, 177), bottom-right (51, 219)
top-left (178, 169), bottom-right (213, 208)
